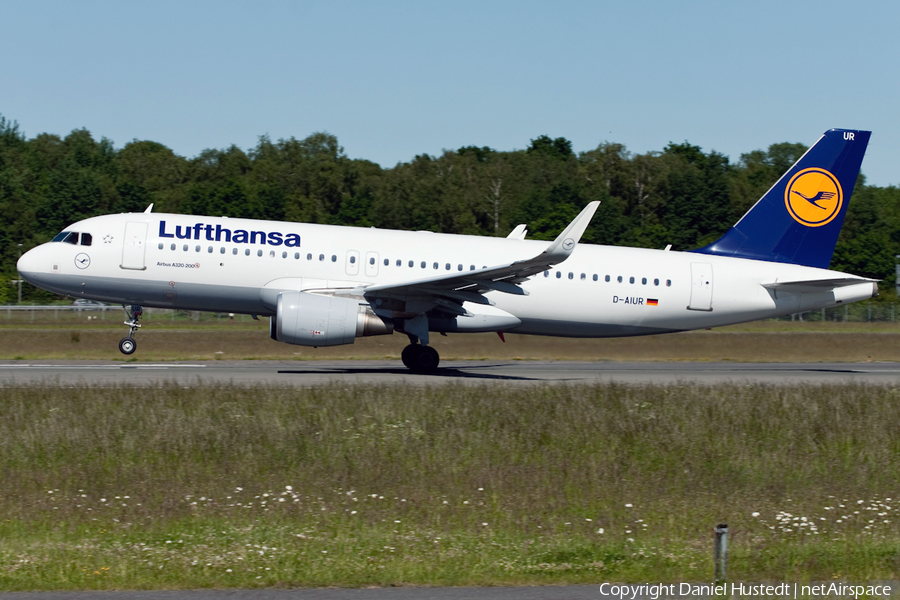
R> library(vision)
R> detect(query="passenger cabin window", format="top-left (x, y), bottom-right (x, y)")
top-left (171, 244), bottom-right (176, 251)
top-left (158, 243), bottom-right (164, 250)
top-left (350, 256), bottom-right (356, 264)
top-left (370, 257), bottom-right (376, 265)
top-left (258, 249), bottom-right (263, 257)
top-left (605, 275), bottom-right (610, 282)
top-left (245, 249), bottom-right (250, 256)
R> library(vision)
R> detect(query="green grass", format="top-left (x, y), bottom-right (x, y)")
top-left (2, 382), bottom-right (900, 590)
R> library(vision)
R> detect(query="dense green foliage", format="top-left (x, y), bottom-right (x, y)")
top-left (1, 114), bottom-right (898, 303)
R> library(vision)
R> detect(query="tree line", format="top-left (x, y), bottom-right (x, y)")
top-left (1, 113), bottom-right (898, 303)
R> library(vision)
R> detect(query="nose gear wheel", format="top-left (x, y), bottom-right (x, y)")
top-left (119, 305), bottom-right (143, 355)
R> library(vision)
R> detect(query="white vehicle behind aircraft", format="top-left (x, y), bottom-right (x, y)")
top-left (17, 129), bottom-right (876, 372)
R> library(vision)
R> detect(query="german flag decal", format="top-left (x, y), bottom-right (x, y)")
top-left (647, 298), bottom-right (659, 306)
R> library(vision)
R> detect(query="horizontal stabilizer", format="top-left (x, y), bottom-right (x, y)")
top-left (762, 277), bottom-right (878, 294)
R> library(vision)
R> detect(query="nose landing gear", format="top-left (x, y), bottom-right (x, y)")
top-left (119, 305), bottom-right (143, 355)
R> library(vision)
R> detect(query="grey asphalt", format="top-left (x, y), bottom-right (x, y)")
top-left (1, 359), bottom-right (900, 386)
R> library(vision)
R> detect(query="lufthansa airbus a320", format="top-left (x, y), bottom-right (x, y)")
top-left (17, 129), bottom-right (876, 372)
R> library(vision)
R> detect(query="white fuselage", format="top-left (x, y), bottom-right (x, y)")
top-left (17, 213), bottom-right (877, 338)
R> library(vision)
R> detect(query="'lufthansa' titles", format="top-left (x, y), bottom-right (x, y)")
top-left (158, 221), bottom-right (301, 247)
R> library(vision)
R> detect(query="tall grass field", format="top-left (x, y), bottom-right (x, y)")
top-left (2, 381), bottom-right (900, 590)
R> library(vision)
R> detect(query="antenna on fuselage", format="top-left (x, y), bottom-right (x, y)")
top-left (144, 204), bottom-right (154, 213)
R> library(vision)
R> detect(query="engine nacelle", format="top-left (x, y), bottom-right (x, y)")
top-left (270, 291), bottom-right (392, 347)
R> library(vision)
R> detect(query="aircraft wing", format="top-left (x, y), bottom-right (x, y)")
top-left (354, 201), bottom-right (599, 315)
top-left (761, 277), bottom-right (878, 294)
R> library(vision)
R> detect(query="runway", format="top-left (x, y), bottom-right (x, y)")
top-left (2, 359), bottom-right (900, 386)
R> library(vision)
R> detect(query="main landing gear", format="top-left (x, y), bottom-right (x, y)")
top-left (398, 315), bottom-right (440, 373)
top-left (401, 343), bottom-right (440, 373)
top-left (118, 305), bottom-right (143, 355)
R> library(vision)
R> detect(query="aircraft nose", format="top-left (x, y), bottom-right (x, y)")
top-left (17, 246), bottom-right (45, 284)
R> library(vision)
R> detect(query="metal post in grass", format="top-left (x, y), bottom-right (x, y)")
top-left (714, 523), bottom-right (728, 583)
top-left (896, 255), bottom-right (900, 297)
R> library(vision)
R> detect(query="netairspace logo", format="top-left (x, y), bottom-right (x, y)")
top-left (598, 582), bottom-right (893, 599)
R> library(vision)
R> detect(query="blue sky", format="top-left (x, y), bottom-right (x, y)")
top-left (2, 1), bottom-right (898, 185)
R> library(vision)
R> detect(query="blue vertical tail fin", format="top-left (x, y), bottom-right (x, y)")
top-left (693, 128), bottom-right (870, 269)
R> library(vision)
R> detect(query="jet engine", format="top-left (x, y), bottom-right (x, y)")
top-left (270, 291), bottom-right (393, 347)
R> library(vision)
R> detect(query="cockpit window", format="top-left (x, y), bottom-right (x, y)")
top-left (51, 231), bottom-right (80, 245)
top-left (52, 231), bottom-right (92, 245)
